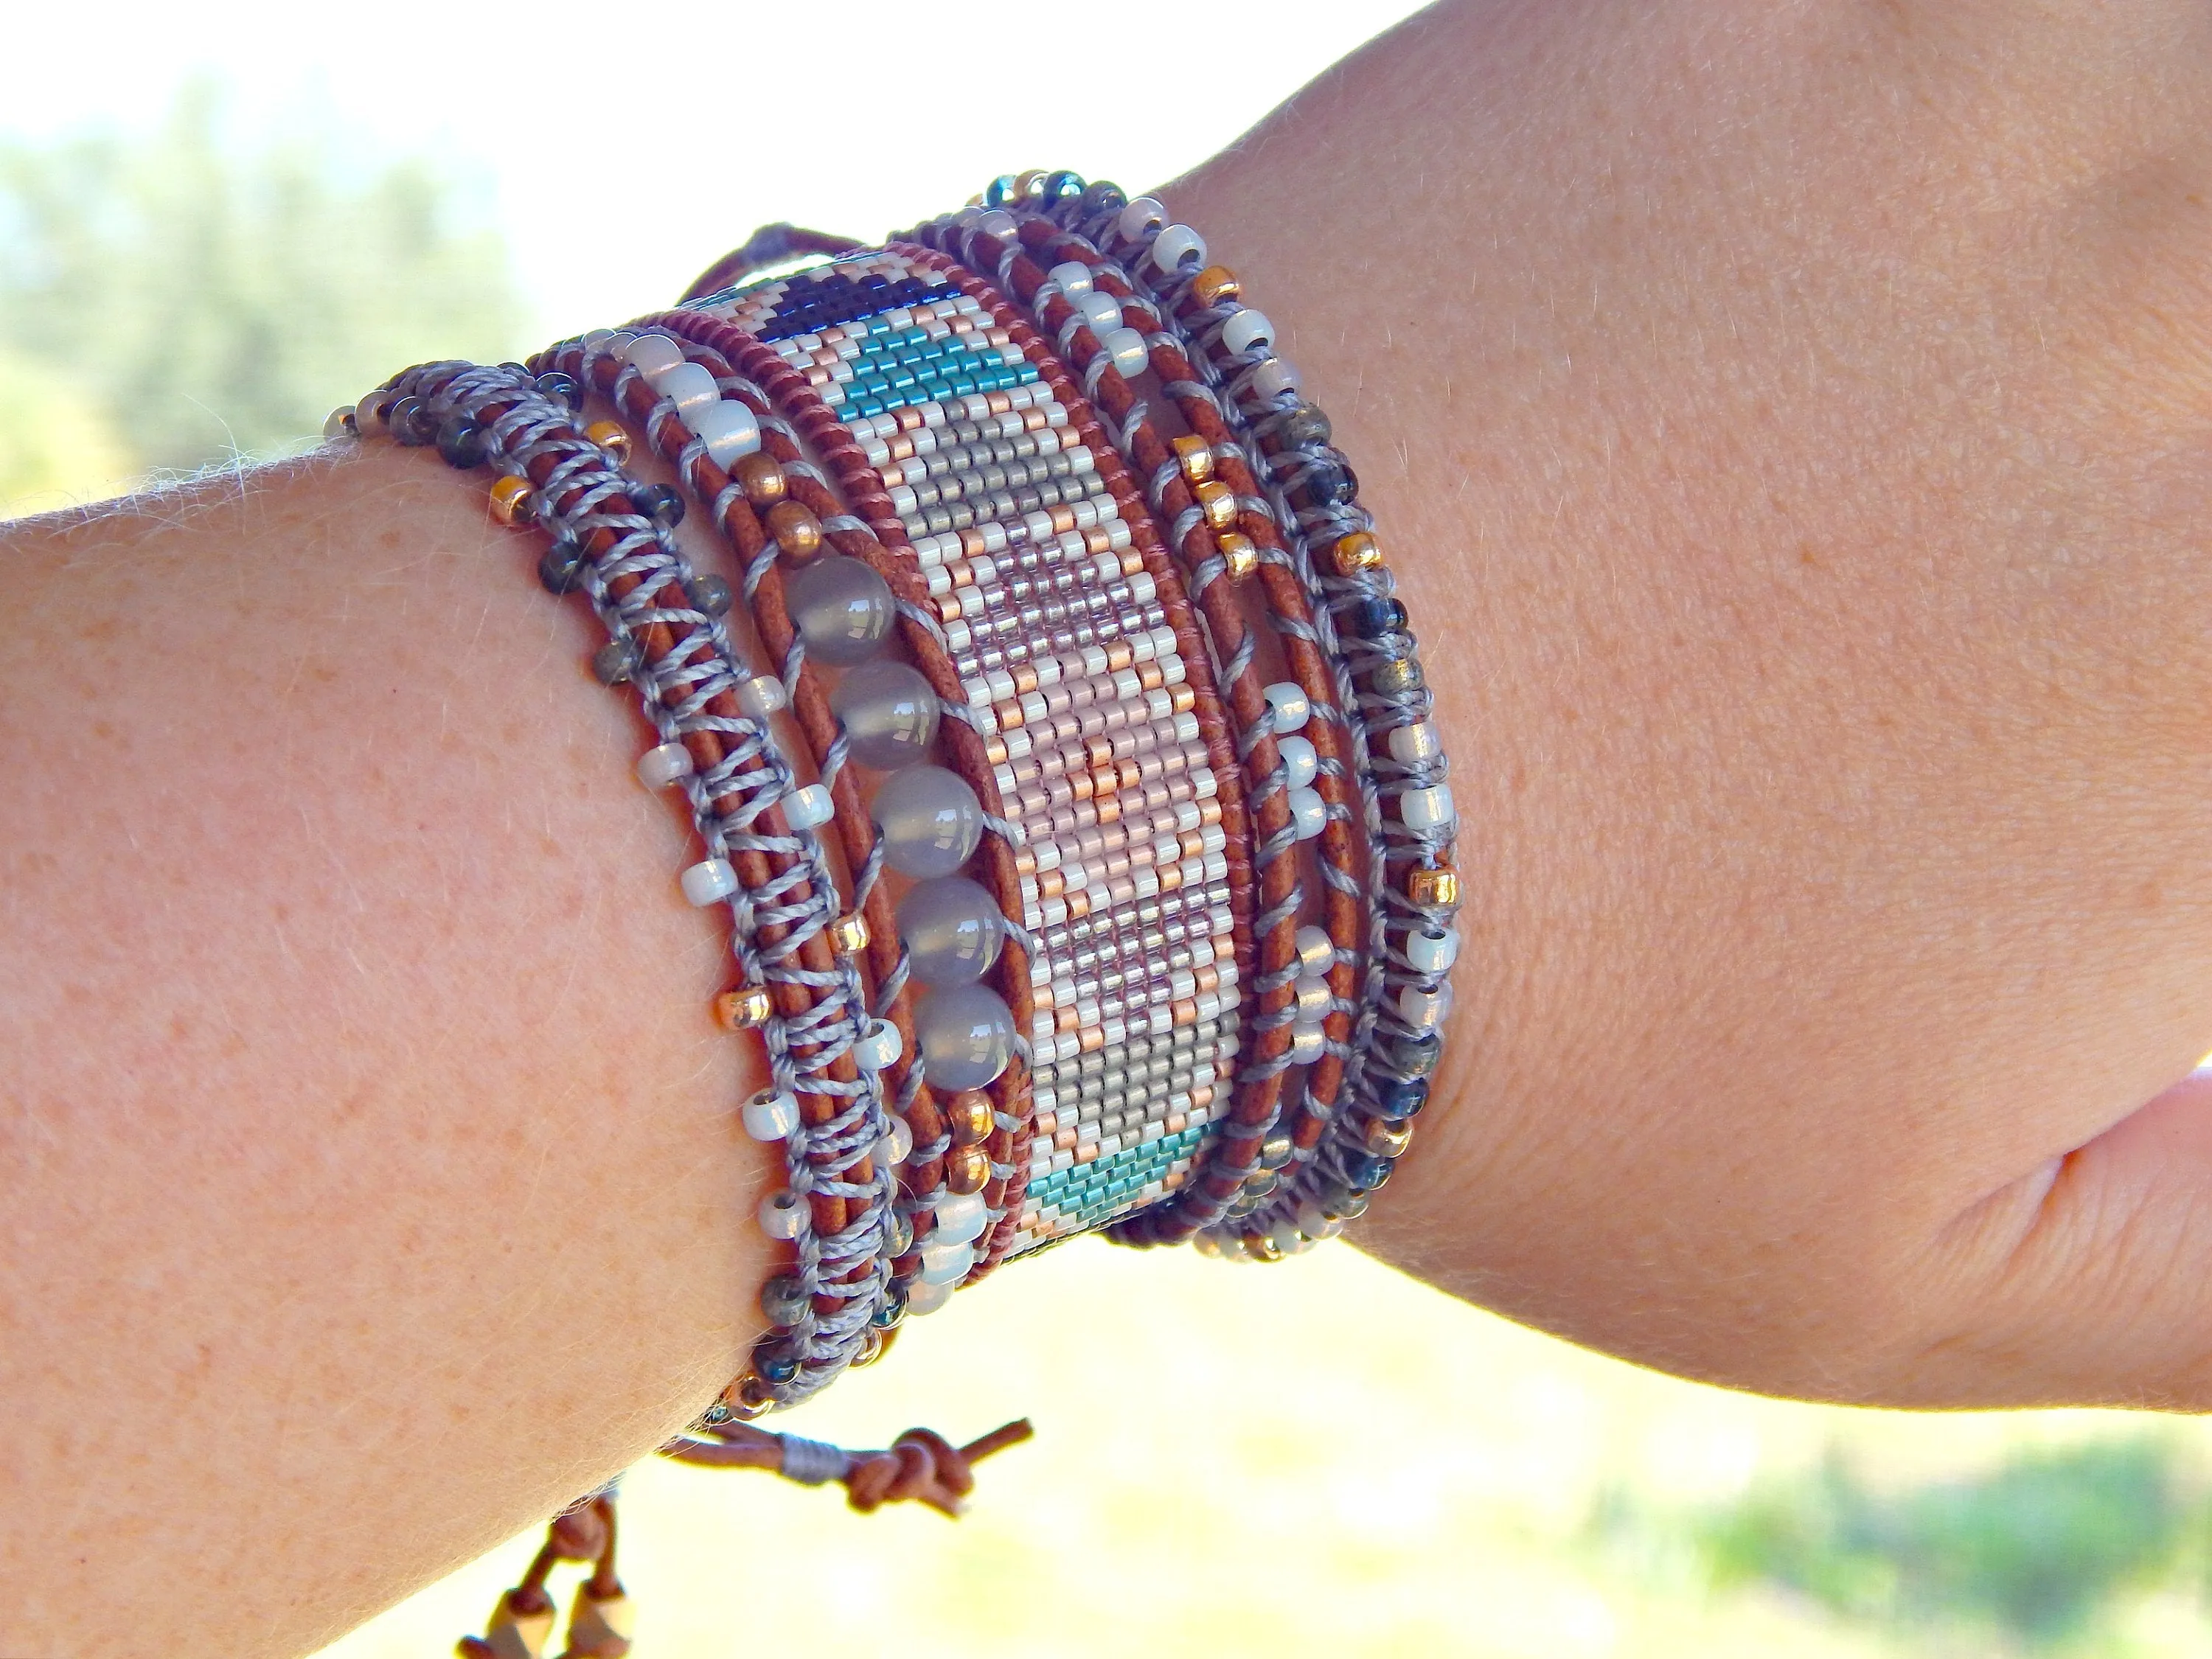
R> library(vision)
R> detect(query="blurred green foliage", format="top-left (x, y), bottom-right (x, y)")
top-left (1686, 1436), bottom-right (2205, 1652)
top-left (0, 77), bottom-right (524, 504)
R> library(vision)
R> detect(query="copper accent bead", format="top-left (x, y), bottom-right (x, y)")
top-left (734, 451), bottom-right (788, 507)
top-left (487, 474), bottom-right (535, 526)
top-left (583, 420), bottom-right (631, 462)
top-left (1218, 532), bottom-right (1259, 582)
top-left (1172, 434), bottom-right (1214, 485)
top-left (947, 1089), bottom-right (993, 1146)
top-left (765, 500), bottom-right (824, 560)
top-left (1194, 479), bottom-right (1237, 530)
top-left (714, 986), bottom-right (774, 1030)
top-left (1331, 529), bottom-right (1383, 574)
top-left (829, 913), bottom-right (871, 956)
top-left (1406, 866), bottom-right (1460, 908)
top-left (1191, 265), bottom-right (1242, 307)
top-left (945, 1144), bottom-right (991, 1195)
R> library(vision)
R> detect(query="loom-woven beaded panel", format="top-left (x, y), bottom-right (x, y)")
top-left (688, 251), bottom-right (1242, 1255)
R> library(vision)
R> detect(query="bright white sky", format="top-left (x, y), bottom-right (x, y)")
top-left (6, 0), bottom-right (1430, 335)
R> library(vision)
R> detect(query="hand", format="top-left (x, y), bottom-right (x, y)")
top-left (1178, 0), bottom-right (2212, 1408)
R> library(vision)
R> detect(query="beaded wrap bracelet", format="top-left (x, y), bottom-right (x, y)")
top-left (329, 167), bottom-right (1458, 1659)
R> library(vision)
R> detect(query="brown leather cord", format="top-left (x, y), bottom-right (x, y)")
top-left (679, 225), bottom-right (866, 307)
top-left (1012, 219), bottom-right (1366, 1169)
top-left (641, 308), bottom-right (1042, 1283)
top-left (892, 240), bottom-right (1295, 1242)
top-left (662, 1418), bottom-right (1034, 1517)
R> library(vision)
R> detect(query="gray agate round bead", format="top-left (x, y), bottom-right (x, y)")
top-left (897, 876), bottom-right (1004, 986)
top-left (785, 554), bottom-right (894, 666)
top-left (872, 765), bottom-right (983, 877)
top-left (830, 658), bottom-right (939, 768)
top-left (915, 983), bottom-right (1017, 1091)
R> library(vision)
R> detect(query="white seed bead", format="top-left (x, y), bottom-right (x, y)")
top-left (1268, 1214), bottom-right (1304, 1256)
top-left (737, 673), bottom-right (787, 720)
top-left (1287, 787), bottom-right (1326, 841)
top-left (757, 1189), bottom-right (807, 1239)
top-left (689, 398), bottom-right (763, 467)
top-left (1074, 291), bottom-right (1121, 333)
top-left (905, 1278), bottom-right (953, 1316)
top-left (651, 360), bottom-right (720, 418)
top-left (742, 1089), bottom-right (801, 1141)
top-left (1294, 924), bottom-right (1335, 977)
top-left (1149, 223), bottom-right (1207, 274)
top-left (622, 333), bottom-right (684, 378)
top-left (918, 1238), bottom-right (975, 1285)
top-left (975, 209), bottom-right (1018, 237)
top-left (1288, 1022), bottom-right (1326, 1065)
top-left (1263, 681), bottom-right (1310, 733)
top-left (1101, 327), bottom-right (1150, 378)
top-left (1118, 196), bottom-right (1167, 242)
top-left (636, 740), bottom-right (695, 790)
top-left (1294, 977), bottom-right (1333, 1022)
top-left (681, 858), bottom-right (740, 907)
top-left (1277, 734), bottom-right (1318, 792)
top-left (852, 1018), bottom-right (903, 1073)
top-left (1399, 981), bottom-right (1455, 1032)
top-left (1221, 309), bottom-right (1276, 356)
top-left (1296, 1199), bottom-right (1346, 1240)
top-left (1400, 783), bottom-right (1456, 832)
top-left (877, 1114), bottom-right (915, 1166)
top-left (1388, 719), bottom-right (1442, 765)
top-left (933, 1190), bottom-right (989, 1245)
top-left (784, 782), bottom-right (835, 830)
top-left (1407, 925), bottom-right (1461, 975)
top-left (1251, 357), bottom-right (1303, 399)
top-left (1048, 260), bottom-right (1094, 297)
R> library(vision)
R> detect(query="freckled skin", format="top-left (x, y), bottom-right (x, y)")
top-left (13, 3), bottom-right (2212, 1653)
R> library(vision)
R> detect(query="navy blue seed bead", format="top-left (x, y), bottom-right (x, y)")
top-left (1042, 169), bottom-right (1085, 201)
top-left (436, 417), bottom-right (487, 469)
top-left (632, 483), bottom-right (685, 527)
top-left (1341, 1152), bottom-right (1395, 1194)
top-left (754, 1342), bottom-right (802, 1385)
top-left (538, 537), bottom-right (589, 595)
top-left (1290, 459), bottom-right (1359, 510)
top-left (871, 1294), bottom-right (907, 1330)
top-left (1375, 1076), bottom-right (1430, 1118)
top-left (1392, 1032), bottom-right (1443, 1077)
top-left (389, 395), bottom-right (431, 446)
top-left (1081, 181), bottom-right (1127, 218)
top-left (985, 174), bottom-right (1018, 209)
top-left (533, 370), bottom-right (580, 409)
top-left (1343, 597), bottom-right (1408, 639)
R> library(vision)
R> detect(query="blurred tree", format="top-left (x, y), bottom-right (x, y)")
top-left (0, 77), bottom-right (524, 496)
top-left (1695, 1437), bottom-right (2195, 1650)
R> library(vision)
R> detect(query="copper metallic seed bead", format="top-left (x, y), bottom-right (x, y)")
top-left (1190, 265), bottom-right (1242, 307)
top-left (1171, 434), bottom-right (1214, 485)
top-left (1406, 867), bottom-right (1460, 908)
top-left (583, 419), bottom-right (632, 463)
top-left (734, 451), bottom-right (789, 507)
top-left (1217, 532), bottom-right (1259, 582)
top-left (1330, 529), bottom-right (1382, 574)
top-left (947, 1090), bottom-right (993, 1146)
top-left (1193, 479), bottom-right (1237, 530)
top-left (488, 474), bottom-right (535, 526)
top-left (714, 987), bottom-right (774, 1031)
top-left (830, 913), bottom-right (871, 956)
top-left (765, 499), bottom-right (824, 560)
top-left (945, 1145), bottom-right (992, 1195)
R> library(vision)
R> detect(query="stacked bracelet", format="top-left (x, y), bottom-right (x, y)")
top-left (332, 165), bottom-right (1459, 1659)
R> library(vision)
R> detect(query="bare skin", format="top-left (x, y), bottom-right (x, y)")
top-left (10, 1), bottom-right (2212, 1652)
